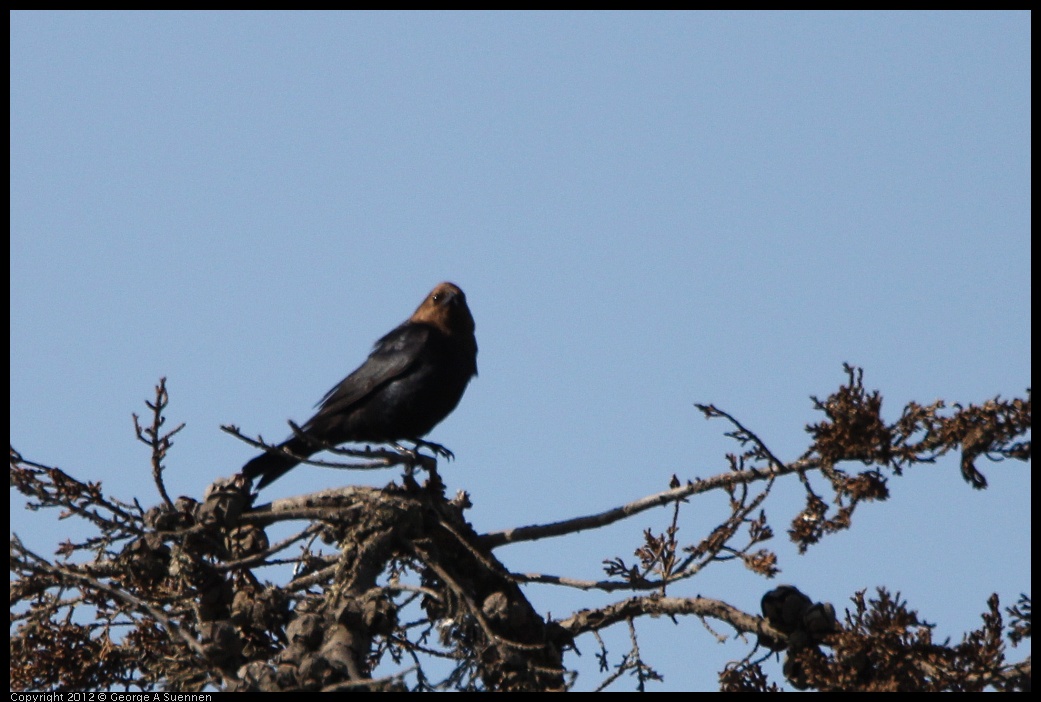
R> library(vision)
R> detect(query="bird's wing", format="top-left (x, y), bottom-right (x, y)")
top-left (312, 322), bottom-right (432, 418)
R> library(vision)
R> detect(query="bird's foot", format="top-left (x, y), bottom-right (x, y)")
top-left (391, 442), bottom-right (437, 471)
top-left (411, 439), bottom-right (454, 461)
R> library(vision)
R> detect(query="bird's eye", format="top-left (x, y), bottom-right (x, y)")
top-left (432, 293), bottom-right (443, 303)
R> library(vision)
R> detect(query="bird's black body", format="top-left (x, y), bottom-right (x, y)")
top-left (242, 283), bottom-right (477, 489)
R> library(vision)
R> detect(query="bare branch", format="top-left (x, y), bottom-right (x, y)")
top-left (558, 594), bottom-right (783, 644)
top-left (481, 461), bottom-right (808, 549)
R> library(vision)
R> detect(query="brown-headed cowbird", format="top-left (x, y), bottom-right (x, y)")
top-left (242, 282), bottom-right (477, 489)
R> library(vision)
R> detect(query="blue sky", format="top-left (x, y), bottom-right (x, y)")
top-left (10, 11), bottom-right (1030, 691)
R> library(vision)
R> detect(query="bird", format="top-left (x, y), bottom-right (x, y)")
top-left (242, 282), bottom-right (477, 489)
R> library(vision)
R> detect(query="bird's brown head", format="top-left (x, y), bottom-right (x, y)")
top-left (410, 282), bottom-right (476, 337)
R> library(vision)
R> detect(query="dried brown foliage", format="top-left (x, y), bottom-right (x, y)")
top-left (10, 369), bottom-right (1030, 691)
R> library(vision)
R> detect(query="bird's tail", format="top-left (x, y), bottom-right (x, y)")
top-left (241, 436), bottom-right (314, 489)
